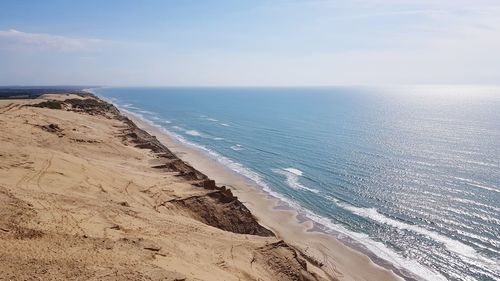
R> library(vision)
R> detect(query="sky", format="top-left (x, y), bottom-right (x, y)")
top-left (0, 0), bottom-right (499, 86)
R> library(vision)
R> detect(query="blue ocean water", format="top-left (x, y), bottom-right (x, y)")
top-left (93, 86), bottom-right (500, 281)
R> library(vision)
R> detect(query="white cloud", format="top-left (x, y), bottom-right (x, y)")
top-left (0, 29), bottom-right (106, 51)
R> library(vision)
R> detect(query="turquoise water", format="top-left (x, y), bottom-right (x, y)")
top-left (93, 86), bottom-right (500, 281)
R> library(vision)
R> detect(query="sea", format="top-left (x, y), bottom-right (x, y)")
top-left (92, 86), bottom-right (500, 281)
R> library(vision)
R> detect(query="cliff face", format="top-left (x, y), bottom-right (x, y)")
top-left (0, 94), bottom-right (330, 281)
top-left (119, 103), bottom-right (275, 237)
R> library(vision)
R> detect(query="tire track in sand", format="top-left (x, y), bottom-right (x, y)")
top-left (35, 153), bottom-right (87, 236)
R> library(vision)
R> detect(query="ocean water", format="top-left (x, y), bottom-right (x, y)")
top-left (93, 86), bottom-right (500, 281)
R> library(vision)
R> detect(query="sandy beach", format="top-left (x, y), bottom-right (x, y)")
top-left (0, 93), bottom-right (401, 281)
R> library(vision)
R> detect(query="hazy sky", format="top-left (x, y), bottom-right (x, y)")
top-left (0, 0), bottom-right (499, 86)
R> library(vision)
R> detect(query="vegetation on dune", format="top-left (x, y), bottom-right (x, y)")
top-left (31, 100), bottom-right (64, 110)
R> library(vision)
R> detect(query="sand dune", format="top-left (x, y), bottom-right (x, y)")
top-left (0, 94), bottom-right (332, 281)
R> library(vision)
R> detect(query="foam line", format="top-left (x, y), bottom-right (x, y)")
top-left (332, 199), bottom-right (499, 275)
top-left (273, 168), bottom-right (319, 193)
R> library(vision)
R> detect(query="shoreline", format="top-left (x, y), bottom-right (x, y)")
top-left (116, 101), bottom-right (408, 281)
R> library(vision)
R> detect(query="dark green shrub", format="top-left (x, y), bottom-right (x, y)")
top-left (31, 100), bottom-right (63, 110)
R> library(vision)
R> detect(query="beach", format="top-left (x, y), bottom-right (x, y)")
top-left (2, 1), bottom-right (499, 280)
top-left (0, 93), bottom-right (401, 281)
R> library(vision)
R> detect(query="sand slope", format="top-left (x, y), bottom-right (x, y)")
top-left (0, 95), bottom-right (330, 281)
